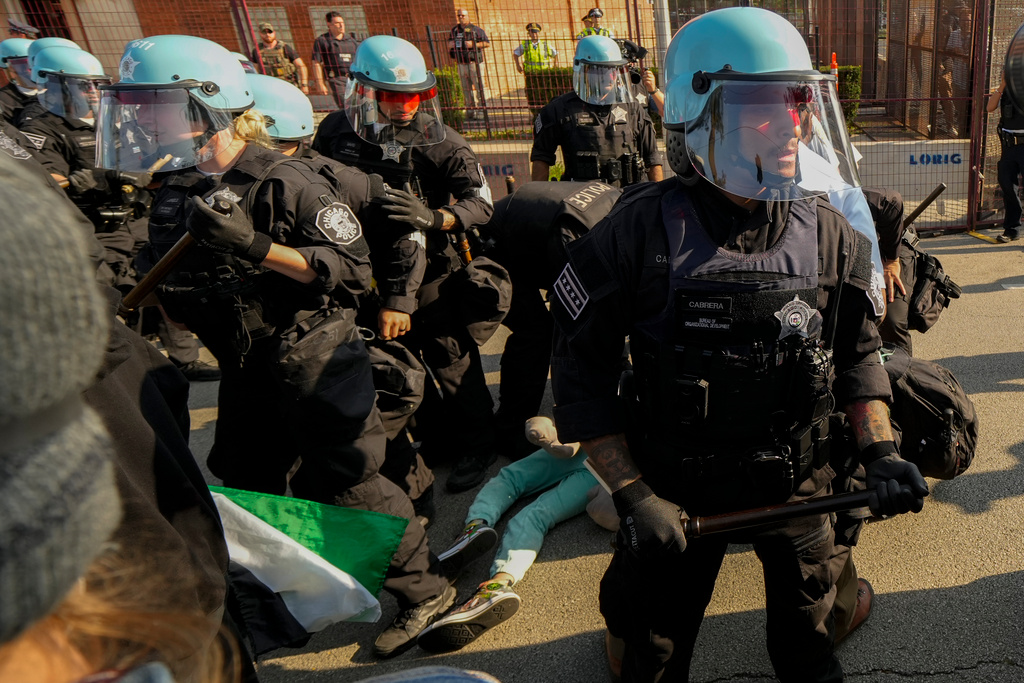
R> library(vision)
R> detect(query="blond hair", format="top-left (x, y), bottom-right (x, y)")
top-left (233, 108), bottom-right (273, 149)
top-left (0, 528), bottom-right (239, 683)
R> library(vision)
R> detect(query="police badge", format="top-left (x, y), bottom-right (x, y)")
top-left (381, 140), bottom-right (405, 162)
top-left (774, 295), bottom-right (822, 340)
top-left (205, 188), bottom-right (243, 207)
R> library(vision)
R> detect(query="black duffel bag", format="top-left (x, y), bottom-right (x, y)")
top-left (883, 344), bottom-right (979, 479)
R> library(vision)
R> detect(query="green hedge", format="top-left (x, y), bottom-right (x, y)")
top-left (820, 64), bottom-right (862, 127)
top-left (524, 67), bottom-right (573, 118)
top-left (434, 66), bottom-right (466, 131)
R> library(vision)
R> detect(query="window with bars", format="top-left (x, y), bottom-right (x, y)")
top-left (307, 5), bottom-right (368, 41)
top-left (249, 6), bottom-right (294, 46)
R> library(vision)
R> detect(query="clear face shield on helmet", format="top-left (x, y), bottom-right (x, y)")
top-left (39, 74), bottom-right (110, 119)
top-left (6, 56), bottom-right (34, 89)
top-left (573, 62), bottom-right (635, 105)
top-left (343, 79), bottom-right (446, 157)
top-left (680, 76), bottom-right (859, 201)
top-left (95, 84), bottom-right (237, 173)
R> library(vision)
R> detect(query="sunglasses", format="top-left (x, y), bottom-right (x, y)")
top-left (261, 29), bottom-right (274, 33)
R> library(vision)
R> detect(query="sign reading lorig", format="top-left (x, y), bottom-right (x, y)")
top-left (854, 138), bottom-right (969, 229)
top-left (909, 153), bottom-right (962, 166)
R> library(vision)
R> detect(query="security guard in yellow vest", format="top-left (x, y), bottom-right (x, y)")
top-left (514, 23), bottom-right (558, 73)
top-left (575, 8), bottom-right (613, 40)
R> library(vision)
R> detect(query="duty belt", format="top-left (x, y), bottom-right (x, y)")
top-left (676, 419), bottom-right (831, 484)
top-left (1002, 131), bottom-right (1024, 146)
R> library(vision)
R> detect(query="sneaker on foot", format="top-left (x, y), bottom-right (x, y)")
top-left (998, 229), bottom-right (1019, 243)
top-left (417, 581), bottom-right (521, 652)
top-left (446, 452), bottom-right (497, 493)
top-left (174, 359), bottom-right (221, 382)
top-left (373, 584), bottom-right (457, 658)
top-left (438, 520), bottom-right (497, 581)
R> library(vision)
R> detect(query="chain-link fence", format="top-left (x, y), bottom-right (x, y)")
top-left (3, 0), bottom-right (1022, 230)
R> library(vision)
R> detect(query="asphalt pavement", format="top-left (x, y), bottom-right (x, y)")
top-left (185, 228), bottom-right (1024, 682)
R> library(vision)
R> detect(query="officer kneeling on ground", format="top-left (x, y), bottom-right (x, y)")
top-left (531, 34), bottom-right (662, 187)
top-left (549, 8), bottom-right (928, 682)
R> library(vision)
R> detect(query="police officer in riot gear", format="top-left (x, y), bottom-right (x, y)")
top-left (531, 34), bottom-right (662, 187)
top-left (18, 45), bottom-right (153, 291)
top-left (247, 71), bottom-right (436, 514)
top-left (98, 35), bottom-right (458, 658)
top-left (480, 180), bottom-right (621, 459)
top-left (0, 38), bottom-right (42, 125)
top-left (549, 9), bottom-right (928, 681)
top-left (313, 35), bottom-right (508, 494)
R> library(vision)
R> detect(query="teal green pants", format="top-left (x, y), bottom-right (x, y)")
top-left (466, 448), bottom-right (596, 583)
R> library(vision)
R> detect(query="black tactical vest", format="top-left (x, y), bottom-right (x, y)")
top-left (560, 102), bottom-right (641, 186)
top-left (259, 43), bottom-right (297, 82)
top-left (629, 187), bottom-right (834, 507)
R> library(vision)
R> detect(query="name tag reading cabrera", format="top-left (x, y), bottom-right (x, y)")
top-left (678, 293), bottom-right (733, 332)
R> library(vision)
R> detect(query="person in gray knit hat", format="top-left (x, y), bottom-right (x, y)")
top-left (0, 152), bottom-right (121, 649)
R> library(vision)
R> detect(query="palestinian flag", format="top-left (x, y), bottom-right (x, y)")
top-left (211, 487), bottom-right (408, 637)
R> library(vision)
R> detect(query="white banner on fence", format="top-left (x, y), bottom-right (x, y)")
top-left (853, 138), bottom-right (970, 229)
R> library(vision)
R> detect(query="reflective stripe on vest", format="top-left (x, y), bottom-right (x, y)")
top-left (521, 40), bottom-right (553, 67)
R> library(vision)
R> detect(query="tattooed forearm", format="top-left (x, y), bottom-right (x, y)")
top-left (581, 433), bottom-right (642, 492)
top-left (582, 435), bottom-right (641, 491)
top-left (845, 399), bottom-right (895, 450)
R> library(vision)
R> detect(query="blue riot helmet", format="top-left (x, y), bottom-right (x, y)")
top-left (0, 38), bottom-right (36, 89)
top-left (344, 35), bottom-right (445, 152)
top-left (231, 51), bottom-right (258, 74)
top-left (26, 36), bottom-right (79, 65)
top-left (573, 35), bottom-right (633, 105)
top-left (663, 7), bottom-right (861, 202)
top-left (96, 35), bottom-right (254, 173)
top-left (245, 73), bottom-right (312, 147)
top-left (30, 47), bottom-right (110, 119)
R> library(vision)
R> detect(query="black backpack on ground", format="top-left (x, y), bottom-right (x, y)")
top-left (882, 344), bottom-right (979, 479)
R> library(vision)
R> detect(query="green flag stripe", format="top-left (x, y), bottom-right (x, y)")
top-left (210, 486), bottom-right (407, 597)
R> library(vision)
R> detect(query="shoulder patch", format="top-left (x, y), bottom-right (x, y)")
top-left (0, 132), bottom-right (30, 160)
top-left (315, 202), bottom-right (363, 245)
top-left (535, 113), bottom-right (543, 135)
top-left (554, 263), bottom-right (590, 320)
top-left (22, 132), bottom-right (45, 150)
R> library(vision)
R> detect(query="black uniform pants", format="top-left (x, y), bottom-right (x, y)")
top-left (997, 141), bottom-right (1024, 231)
top-left (327, 75), bottom-right (348, 110)
top-left (206, 347), bottom-right (447, 609)
top-left (601, 504), bottom-right (844, 683)
top-left (494, 269), bottom-right (553, 457)
top-left (405, 271), bottom-right (496, 463)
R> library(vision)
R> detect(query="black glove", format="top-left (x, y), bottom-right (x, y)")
top-left (863, 442), bottom-right (929, 517)
top-left (186, 196), bottom-right (273, 262)
top-left (381, 184), bottom-right (444, 230)
top-left (68, 168), bottom-right (99, 194)
top-left (611, 479), bottom-right (688, 561)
